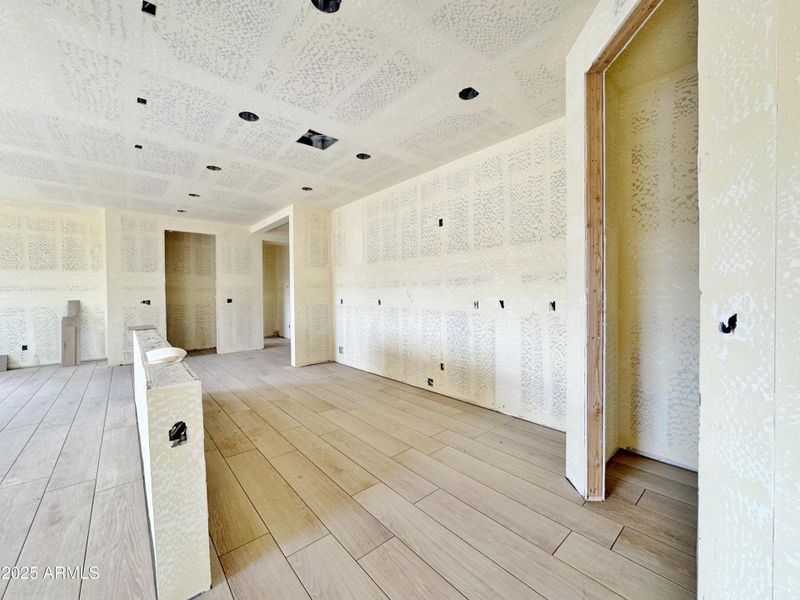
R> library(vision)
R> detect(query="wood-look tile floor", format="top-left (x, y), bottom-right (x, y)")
top-left (0, 340), bottom-right (698, 599)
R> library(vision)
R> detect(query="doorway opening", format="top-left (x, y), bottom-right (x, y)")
top-left (585, 0), bottom-right (699, 495)
top-left (164, 231), bottom-right (217, 354)
top-left (262, 224), bottom-right (291, 365)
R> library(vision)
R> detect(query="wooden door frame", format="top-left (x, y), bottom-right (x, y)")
top-left (584, 0), bottom-right (663, 499)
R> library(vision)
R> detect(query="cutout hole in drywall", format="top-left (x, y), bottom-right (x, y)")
top-left (427, 378), bottom-right (434, 387)
top-left (227, 298), bottom-right (233, 304)
top-left (297, 129), bottom-right (338, 150)
top-left (720, 313), bottom-right (737, 334)
top-left (459, 87), bottom-right (480, 100)
top-left (141, 299), bottom-right (151, 305)
top-left (340, 299), bottom-right (343, 304)
top-left (21, 344), bottom-right (28, 351)
top-left (137, 97), bottom-right (147, 105)
top-left (311, 0), bottom-right (342, 12)
top-left (499, 300), bottom-right (505, 309)
top-left (141, 1), bottom-right (157, 16)
top-left (169, 421), bottom-right (187, 447)
top-left (338, 346), bottom-right (344, 354)
top-left (550, 301), bottom-right (556, 311)
top-left (440, 363), bottom-right (444, 371)
top-left (438, 218), bottom-right (444, 227)
top-left (134, 144), bottom-right (142, 149)
top-left (378, 299), bottom-right (381, 306)
top-left (473, 300), bottom-right (479, 309)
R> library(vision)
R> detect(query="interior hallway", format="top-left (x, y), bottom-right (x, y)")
top-left (0, 342), bottom-right (697, 599)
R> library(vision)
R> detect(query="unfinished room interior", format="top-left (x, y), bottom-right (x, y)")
top-left (0, 0), bottom-right (796, 598)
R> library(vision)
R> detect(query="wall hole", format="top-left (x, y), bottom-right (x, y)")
top-left (169, 421), bottom-right (187, 447)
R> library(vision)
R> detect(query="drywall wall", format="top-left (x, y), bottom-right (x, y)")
top-left (331, 118), bottom-right (567, 429)
top-left (165, 231), bottom-right (217, 351)
top-left (0, 199), bottom-right (106, 367)
top-left (262, 242), bottom-right (290, 338)
top-left (775, 1), bottom-right (800, 595)
top-left (292, 205), bottom-right (332, 367)
top-left (696, 0), bottom-right (799, 596)
top-left (605, 0), bottom-right (699, 470)
top-left (106, 208), bottom-right (263, 365)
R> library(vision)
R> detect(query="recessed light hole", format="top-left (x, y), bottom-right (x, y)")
top-left (297, 129), bottom-right (338, 151)
top-left (137, 97), bottom-right (147, 105)
top-left (356, 153), bottom-right (371, 160)
top-left (134, 144), bottom-right (142, 149)
top-left (238, 111), bottom-right (259, 122)
top-left (459, 87), bottom-right (480, 100)
top-left (177, 209), bottom-right (187, 213)
top-left (302, 186), bottom-right (313, 191)
top-left (188, 193), bottom-right (200, 198)
top-left (206, 165), bottom-right (222, 171)
top-left (311, 0), bottom-right (342, 12)
top-left (141, 2), bottom-right (156, 16)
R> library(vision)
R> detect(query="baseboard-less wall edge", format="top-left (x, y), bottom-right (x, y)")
top-left (333, 358), bottom-right (566, 434)
top-left (133, 328), bottom-right (210, 600)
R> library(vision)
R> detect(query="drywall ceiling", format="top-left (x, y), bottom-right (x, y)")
top-left (0, 0), bottom-right (598, 225)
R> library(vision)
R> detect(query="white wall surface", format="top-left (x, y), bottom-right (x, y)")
top-left (105, 208), bottom-right (263, 365)
top-left (332, 118), bottom-right (567, 429)
top-left (0, 199), bottom-right (106, 367)
top-left (605, 0), bottom-right (699, 470)
top-left (165, 231), bottom-right (217, 351)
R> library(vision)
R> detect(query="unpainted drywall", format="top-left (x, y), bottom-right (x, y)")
top-left (332, 118), bottom-right (567, 429)
top-left (105, 208), bottom-right (263, 365)
top-left (262, 242), bottom-right (290, 339)
top-left (165, 231), bottom-right (217, 351)
top-left (0, 199), bottom-right (106, 367)
top-left (605, 0), bottom-right (699, 470)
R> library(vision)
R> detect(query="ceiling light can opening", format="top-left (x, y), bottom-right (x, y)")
top-left (311, 0), bottom-right (341, 13)
top-left (177, 209), bottom-right (187, 213)
top-left (459, 87), bottom-right (480, 100)
top-left (356, 153), bottom-right (371, 160)
top-left (297, 129), bottom-right (338, 151)
top-left (206, 165), bottom-right (222, 171)
top-left (302, 187), bottom-right (313, 191)
top-left (238, 111), bottom-right (259, 122)
top-left (188, 193), bottom-right (200, 197)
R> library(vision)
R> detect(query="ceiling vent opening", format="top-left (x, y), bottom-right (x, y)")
top-left (311, 0), bottom-right (342, 13)
top-left (238, 111), bottom-right (259, 122)
top-left (297, 129), bottom-right (338, 151)
top-left (459, 87), bottom-right (480, 100)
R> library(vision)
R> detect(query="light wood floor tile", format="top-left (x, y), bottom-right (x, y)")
top-left (240, 396), bottom-right (300, 431)
top-left (436, 430), bottom-right (583, 504)
top-left (282, 427), bottom-right (378, 495)
top-left (0, 479), bottom-right (48, 598)
top-left (377, 386), bottom-right (464, 416)
top-left (555, 532), bottom-right (694, 600)
top-left (395, 448), bottom-right (568, 552)
top-left (95, 425), bottom-right (142, 492)
top-left (359, 538), bottom-right (465, 600)
top-left (5, 481), bottom-right (94, 600)
top-left (606, 463), bottom-right (697, 506)
top-left (386, 398), bottom-right (484, 438)
top-left (1, 424), bottom-right (70, 488)
top-left (612, 451), bottom-right (697, 488)
top-left (203, 399), bottom-right (255, 457)
top-left (606, 476), bottom-right (645, 504)
top-left (221, 534), bottom-right (310, 600)
top-left (355, 483), bottom-right (540, 600)
top-left (205, 449), bottom-right (267, 555)
top-left (350, 407), bottom-right (445, 454)
top-left (272, 398), bottom-right (338, 435)
top-left (289, 534), bottom-right (386, 600)
top-left (473, 430), bottom-right (565, 474)
top-left (432, 445), bottom-right (621, 547)
top-left (586, 496), bottom-right (697, 555)
top-left (636, 490), bottom-right (697, 526)
top-left (204, 538), bottom-right (234, 600)
top-left (323, 428), bottom-right (437, 502)
top-left (418, 490), bottom-right (621, 600)
top-left (612, 527), bottom-right (696, 592)
top-left (229, 409), bottom-right (294, 458)
top-left (270, 451), bottom-right (391, 559)
top-left (227, 450), bottom-right (328, 556)
top-left (48, 425), bottom-right (103, 491)
top-left (81, 481), bottom-right (155, 600)
top-left (321, 408), bottom-right (409, 456)
top-left (0, 425), bottom-right (37, 481)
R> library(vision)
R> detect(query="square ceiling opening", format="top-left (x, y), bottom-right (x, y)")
top-left (296, 129), bottom-right (338, 151)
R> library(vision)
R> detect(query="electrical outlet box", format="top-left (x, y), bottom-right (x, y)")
top-left (427, 378), bottom-right (434, 387)
top-left (440, 363), bottom-right (444, 371)
top-left (21, 344), bottom-right (28, 351)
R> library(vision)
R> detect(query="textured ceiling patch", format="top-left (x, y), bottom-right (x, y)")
top-left (0, 107), bottom-right (48, 151)
top-left (139, 74), bottom-right (228, 144)
top-left (333, 51), bottom-right (430, 124)
top-left (430, 0), bottom-right (564, 58)
top-left (56, 41), bottom-right (123, 121)
top-left (150, 0), bottom-right (281, 82)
